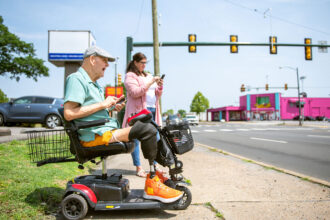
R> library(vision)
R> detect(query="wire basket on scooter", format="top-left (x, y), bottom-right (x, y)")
top-left (163, 121), bottom-right (194, 155)
top-left (26, 129), bottom-right (75, 166)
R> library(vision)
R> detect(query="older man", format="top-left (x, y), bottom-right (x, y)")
top-left (63, 45), bottom-right (182, 203)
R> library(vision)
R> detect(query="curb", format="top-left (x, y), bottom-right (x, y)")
top-left (195, 142), bottom-right (330, 188)
top-left (0, 128), bottom-right (11, 136)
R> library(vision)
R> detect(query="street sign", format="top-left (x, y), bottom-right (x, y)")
top-left (318, 41), bottom-right (328, 53)
top-left (105, 87), bottom-right (123, 98)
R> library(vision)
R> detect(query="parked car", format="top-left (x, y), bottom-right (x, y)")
top-left (293, 115), bottom-right (315, 121)
top-left (0, 96), bottom-right (64, 128)
top-left (184, 115), bottom-right (199, 126)
top-left (166, 114), bottom-right (181, 126)
top-left (315, 116), bottom-right (328, 121)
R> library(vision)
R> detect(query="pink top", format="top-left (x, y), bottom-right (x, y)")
top-left (122, 72), bottom-right (163, 128)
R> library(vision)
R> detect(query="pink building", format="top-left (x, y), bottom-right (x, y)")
top-left (207, 93), bottom-right (330, 121)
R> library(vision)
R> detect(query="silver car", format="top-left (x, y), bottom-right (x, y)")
top-left (166, 114), bottom-right (181, 126)
top-left (184, 115), bottom-right (199, 126)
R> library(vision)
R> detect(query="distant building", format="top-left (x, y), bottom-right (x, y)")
top-left (207, 93), bottom-right (330, 121)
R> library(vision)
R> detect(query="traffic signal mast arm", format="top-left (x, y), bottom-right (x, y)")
top-left (240, 85), bottom-right (297, 92)
top-left (127, 36), bottom-right (329, 64)
top-left (133, 41), bottom-right (329, 48)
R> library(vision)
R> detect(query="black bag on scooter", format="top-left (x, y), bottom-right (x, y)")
top-left (155, 135), bottom-right (175, 167)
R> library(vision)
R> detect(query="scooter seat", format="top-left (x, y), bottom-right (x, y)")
top-left (80, 141), bottom-right (135, 161)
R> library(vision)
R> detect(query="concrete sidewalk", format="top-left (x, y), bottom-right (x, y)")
top-left (85, 143), bottom-right (330, 220)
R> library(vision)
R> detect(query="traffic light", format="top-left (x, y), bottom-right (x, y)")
top-left (230, 35), bottom-right (238, 53)
top-left (118, 74), bottom-right (122, 85)
top-left (188, 34), bottom-right (197, 53)
top-left (304, 38), bottom-right (312, 60)
top-left (265, 84), bottom-right (269, 91)
top-left (240, 84), bottom-right (245, 92)
top-left (284, 83), bottom-right (288, 90)
top-left (269, 36), bottom-right (277, 54)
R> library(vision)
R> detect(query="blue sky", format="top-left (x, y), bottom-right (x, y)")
top-left (0, 0), bottom-right (329, 112)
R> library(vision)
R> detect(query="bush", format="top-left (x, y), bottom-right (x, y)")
top-left (0, 89), bottom-right (9, 103)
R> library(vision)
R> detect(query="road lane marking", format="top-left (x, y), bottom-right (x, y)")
top-left (267, 128), bottom-right (281, 131)
top-left (191, 130), bottom-right (199, 133)
top-left (236, 129), bottom-right (250, 131)
top-left (250, 137), bottom-right (287, 144)
top-left (220, 129), bottom-right (233, 131)
top-left (308, 135), bottom-right (330, 138)
top-left (204, 129), bottom-right (216, 132)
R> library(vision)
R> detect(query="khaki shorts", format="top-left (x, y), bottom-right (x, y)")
top-left (80, 130), bottom-right (115, 147)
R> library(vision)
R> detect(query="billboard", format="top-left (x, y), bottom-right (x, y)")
top-left (48, 30), bottom-right (96, 67)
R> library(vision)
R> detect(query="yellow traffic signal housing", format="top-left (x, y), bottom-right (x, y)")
top-left (240, 84), bottom-right (245, 92)
top-left (230, 35), bottom-right (238, 53)
top-left (304, 38), bottom-right (312, 60)
top-left (118, 74), bottom-right (122, 85)
top-left (269, 36), bottom-right (277, 54)
top-left (284, 83), bottom-right (288, 90)
top-left (188, 34), bottom-right (197, 53)
top-left (265, 84), bottom-right (269, 91)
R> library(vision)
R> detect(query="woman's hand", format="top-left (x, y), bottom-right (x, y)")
top-left (153, 76), bottom-right (160, 83)
top-left (156, 78), bottom-right (163, 87)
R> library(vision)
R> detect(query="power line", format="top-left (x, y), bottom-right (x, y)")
top-left (132, 0), bottom-right (145, 36)
top-left (222, 0), bottom-right (330, 36)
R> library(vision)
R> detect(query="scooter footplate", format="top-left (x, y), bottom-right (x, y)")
top-left (95, 189), bottom-right (164, 210)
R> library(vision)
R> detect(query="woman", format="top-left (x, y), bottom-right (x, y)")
top-left (122, 52), bottom-right (163, 177)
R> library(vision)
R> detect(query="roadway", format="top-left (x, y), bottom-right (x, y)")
top-left (191, 122), bottom-right (330, 182)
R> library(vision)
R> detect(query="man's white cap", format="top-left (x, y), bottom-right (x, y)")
top-left (83, 45), bottom-right (116, 62)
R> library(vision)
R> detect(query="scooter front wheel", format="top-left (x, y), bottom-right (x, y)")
top-left (173, 186), bottom-right (192, 210)
top-left (61, 194), bottom-right (88, 220)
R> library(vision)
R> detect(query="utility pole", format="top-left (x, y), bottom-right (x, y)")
top-left (151, 0), bottom-right (160, 77)
top-left (151, 0), bottom-right (162, 114)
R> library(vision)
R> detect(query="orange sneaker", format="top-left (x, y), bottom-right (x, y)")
top-left (143, 174), bottom-right (183, 203)
top-left (156, 170), bottom-right (169, 183)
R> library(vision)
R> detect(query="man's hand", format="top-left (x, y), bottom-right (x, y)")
top-left (103, 96), bottom-right (117, 109)
top-left (114, 102), bottom-right (126, 112)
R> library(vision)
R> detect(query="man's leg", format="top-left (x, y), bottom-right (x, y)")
top-left (112, 122), bottom-right (183, 203)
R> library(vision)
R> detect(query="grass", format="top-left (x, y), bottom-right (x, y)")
top-left (242, 159), bottom-right (253, 163)
top-left (204, 202), bottom-right (225, 219)
top-left (0, 139), bottom-right (92, 219)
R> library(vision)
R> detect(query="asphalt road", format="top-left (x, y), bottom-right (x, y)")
top-left (191, 123), bottom-right (330, 182)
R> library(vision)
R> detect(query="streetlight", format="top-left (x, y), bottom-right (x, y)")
top-left (279, 66), bottom-right (302, 126)
top-left (115, 57), bottom-right (119, 97)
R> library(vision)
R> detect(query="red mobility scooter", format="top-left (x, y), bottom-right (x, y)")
top-left (27, 109), bottom-right (193, 220)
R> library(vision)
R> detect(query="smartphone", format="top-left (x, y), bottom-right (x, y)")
top-left (116, 96), bottom-right (126, 104)
top-left (161, 74), bottom-right (165, 79)
top-left (108, 97), bottom-right (126, 111)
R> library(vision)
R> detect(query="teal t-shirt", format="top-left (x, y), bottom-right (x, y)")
top-left (64, 67), bottom-right (119, 142)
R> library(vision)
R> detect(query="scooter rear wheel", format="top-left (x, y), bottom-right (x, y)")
top-left (61, 194), bottom-right (88, 220)
top-left (173, 186), bottom-right (192, 210)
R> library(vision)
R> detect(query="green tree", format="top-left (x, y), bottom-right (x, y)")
top-left (0, 89), bottom-right (9, 103)
top-left (0, 16), bottom-right (49, 81)
top-left (190, 91), bottom-right (209, 115)
top-left (177, 109), bottom-right (186, 118)
top-left (165, 109), bottom-right (174, 115)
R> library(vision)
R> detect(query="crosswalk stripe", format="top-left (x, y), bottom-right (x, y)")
top-left (204, 129), bottom-right (216, 132)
